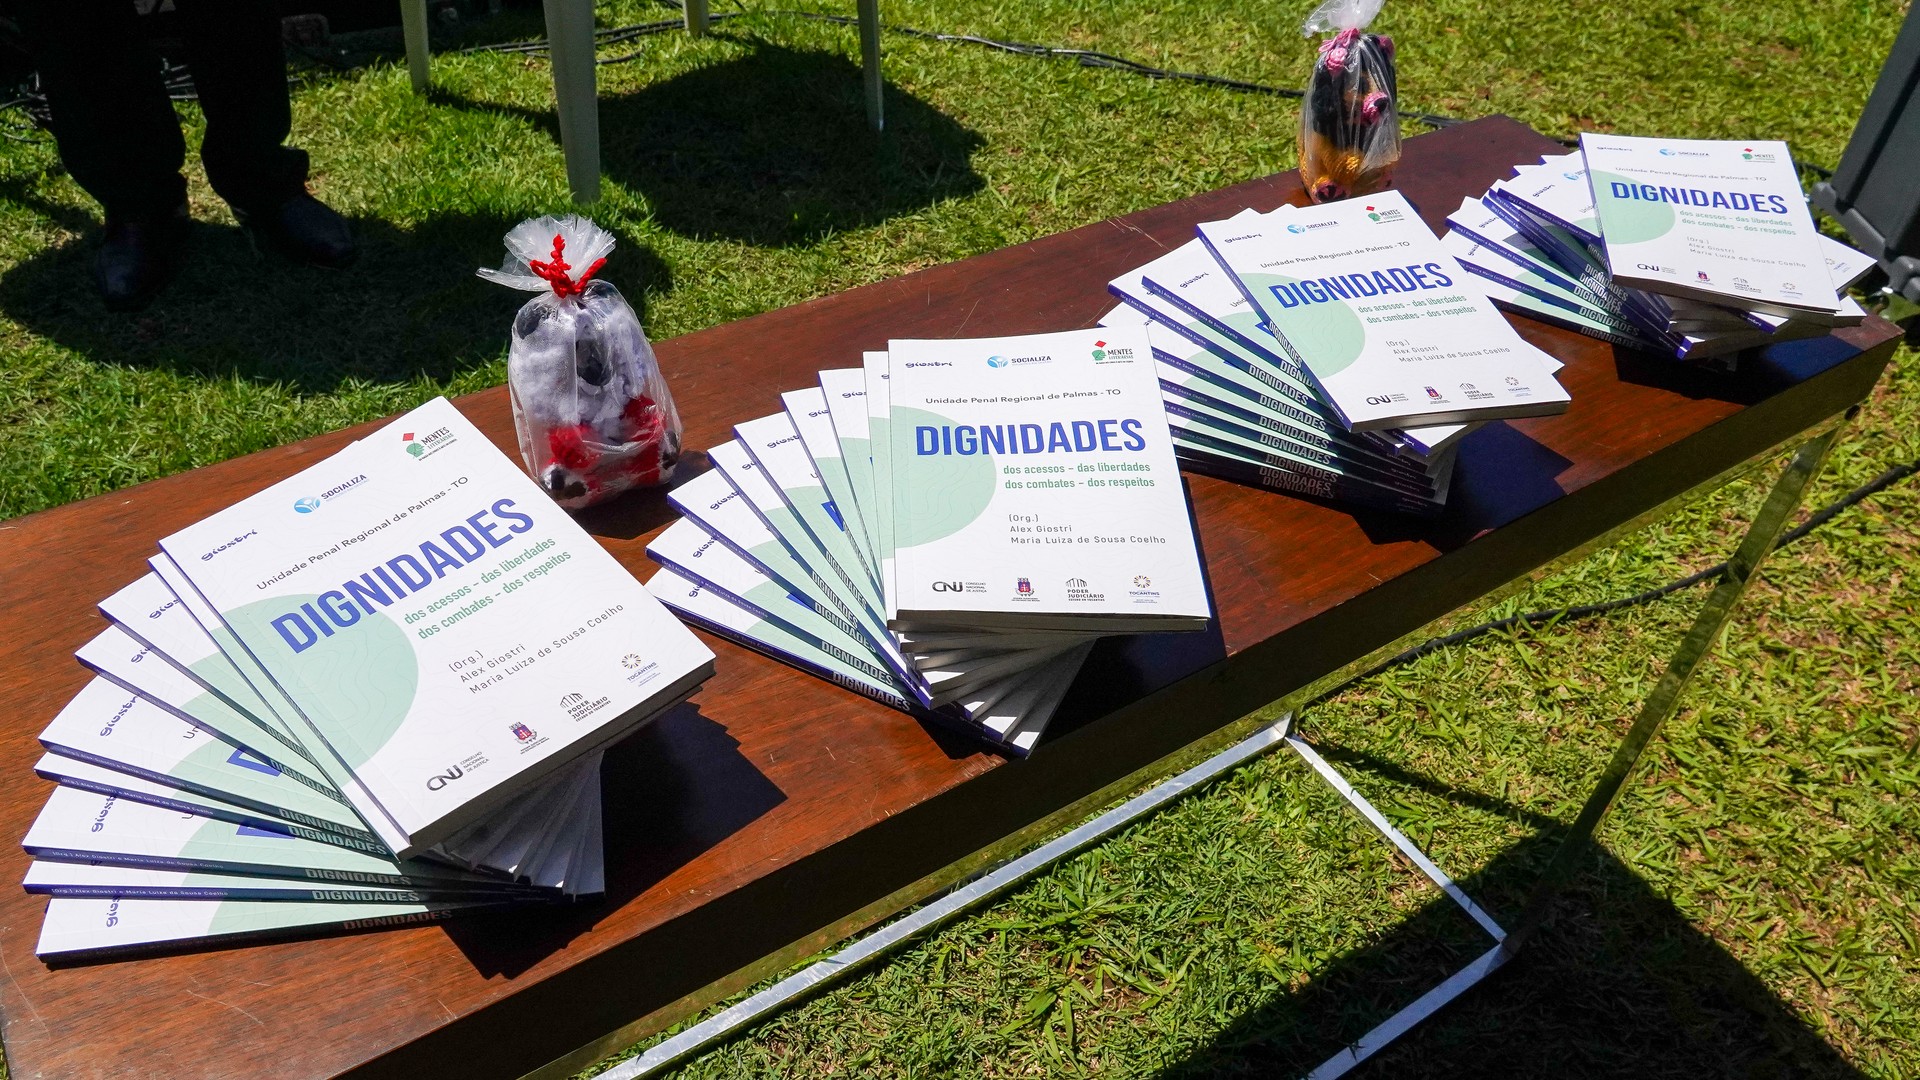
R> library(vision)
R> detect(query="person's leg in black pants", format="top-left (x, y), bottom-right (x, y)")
top-left (13, 0), bottom-right (192, 308)
top-left (14, 0), bottom-right (354, 311)
top-left (176, 0), bottom-right (308, 215)
top-left (174, 0), bottom-right (354, 271)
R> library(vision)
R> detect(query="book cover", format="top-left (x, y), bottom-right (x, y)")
top-left (1128, 233), bottom-right (1474, 455)
top-left (156, 397), bottom-right (713, 857)
top-left (1197, 192), bottom-right (1570, 431)
top-left (1581, 134), bottom-right (1841, 320)
top-left (884, 327), bottom-right (1210, 633)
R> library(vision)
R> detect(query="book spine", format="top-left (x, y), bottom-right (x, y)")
top-left (83, 669), bottom-right (343, 803)
top-left (1161, 397), bottom-right (1440, 499)
top-left (21, 845), bottom-right (539, 893)
top-left (670, 505), bottom-right (864, 639)
top-left (24, 883), bottom-right (440, 903)
top-left (1485, 298), bottom-right (1660, 352)
top-left (37, 903), bottom-right (523, 965)
top-left (38, 738), bottom-right (368, 841)
top-left (669, 606), bottom-right (917, 714)
top-left (33, 769), bottom-right (386, 856)
top-left (648, 552), bottom-right (895, 687)
top-left (1173, 426), bottom-right (1439, 509)
top-left (1175, 451), bottom-right (1441, 517)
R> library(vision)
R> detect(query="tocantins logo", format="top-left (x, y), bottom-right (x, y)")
top-left (620, 653), bottom-right (646, 670)
top-left (292, 496), bottom-right (322, 514)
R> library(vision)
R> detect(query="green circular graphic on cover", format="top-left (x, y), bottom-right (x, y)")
top-left (892, 406), bottom-right (999, 549)
top-left (225, 593), bottom-right (419, 770)
top-left (1244, 273), bottom-right (1366, 378)
top-left (1591, 170), bottom-right (1675, 245)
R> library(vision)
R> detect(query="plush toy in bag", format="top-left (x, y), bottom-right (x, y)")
top-left (1299, 0), bottom-right (1400, 203)
top-left (479, 215), bottom-right (682, 510)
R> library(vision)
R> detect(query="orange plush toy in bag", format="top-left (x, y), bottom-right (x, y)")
top-left (1300, 0), bottom-right (1400, 203)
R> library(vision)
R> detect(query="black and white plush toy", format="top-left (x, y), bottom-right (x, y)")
top-left (480, 215), bottom-right (682, 509)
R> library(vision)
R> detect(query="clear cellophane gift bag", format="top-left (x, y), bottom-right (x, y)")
top-left (1300, 0), bottom-right (1400, 203)
top-left (479, 215), bottom-right (682, 510)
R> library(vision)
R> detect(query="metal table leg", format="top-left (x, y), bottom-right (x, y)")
top-left (1300, 420), bottom-right (1850, 1077)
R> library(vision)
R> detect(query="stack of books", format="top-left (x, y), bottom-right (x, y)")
top-left (644, 328), bottom-right (1213, 754)
top-left (1443, 138), bottom-right (1870, 366)
top-left (24, 397), bottom-right (715, 963)
top-left (1106, 190), bottom-right (1572, 516)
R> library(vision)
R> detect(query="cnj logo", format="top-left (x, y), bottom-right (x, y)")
top-left (426, 765), bottom-right (464, 791)
top-left (986, 355), bottom-right (1009, 368)
top-left (931, 581), bottom-right (964, 592)
top-left (293, 496), bottom-right (322, 514)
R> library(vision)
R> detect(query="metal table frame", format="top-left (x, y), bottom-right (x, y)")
top-left (580, 412), bottom-right (1856, 1079)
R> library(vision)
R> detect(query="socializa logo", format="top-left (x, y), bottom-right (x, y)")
top-left (1659, 148), bottom-right (1676, 156)
top-left (1287, 223), bottom-right (1307, 234)
top-left (293, 496), bottom-right (322, 514)
top-left (986, 355), bottom-right (1009, 369)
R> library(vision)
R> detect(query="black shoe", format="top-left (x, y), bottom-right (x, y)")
top-left (236, 193), bottom-right (356, 269)
top-left (93, 206), bottom-right (190, 313)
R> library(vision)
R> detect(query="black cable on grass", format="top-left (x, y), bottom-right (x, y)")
top-left (1361, 454), bottom-right (1920, 678)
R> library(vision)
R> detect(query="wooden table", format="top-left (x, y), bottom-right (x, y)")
top-left (0, 116), bottom-right (1898, 1080)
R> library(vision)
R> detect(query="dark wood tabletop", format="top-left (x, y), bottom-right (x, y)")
top-left (0, 116), bottom-right (1898, 1080)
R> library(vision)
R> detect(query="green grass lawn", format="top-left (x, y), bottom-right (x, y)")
top-left (3, 0), bottom-right (1917, 1075)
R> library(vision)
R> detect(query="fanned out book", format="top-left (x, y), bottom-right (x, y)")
top-left (1090, 192), bottom-right (1570, 516)
top-left (1448, 146), bottom-right (1869, 366)
top-left (643, 332), bottom-right (1212, 754)
top-left (23, 396), bottom-right (713, 963)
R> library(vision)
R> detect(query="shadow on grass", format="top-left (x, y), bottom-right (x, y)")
top-left (431, 37), bottom-right (986, 247)
top-left (0, 200), bottom-right (670, 393)
top-left (1153, 744), bottom-right (1866, 1080)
